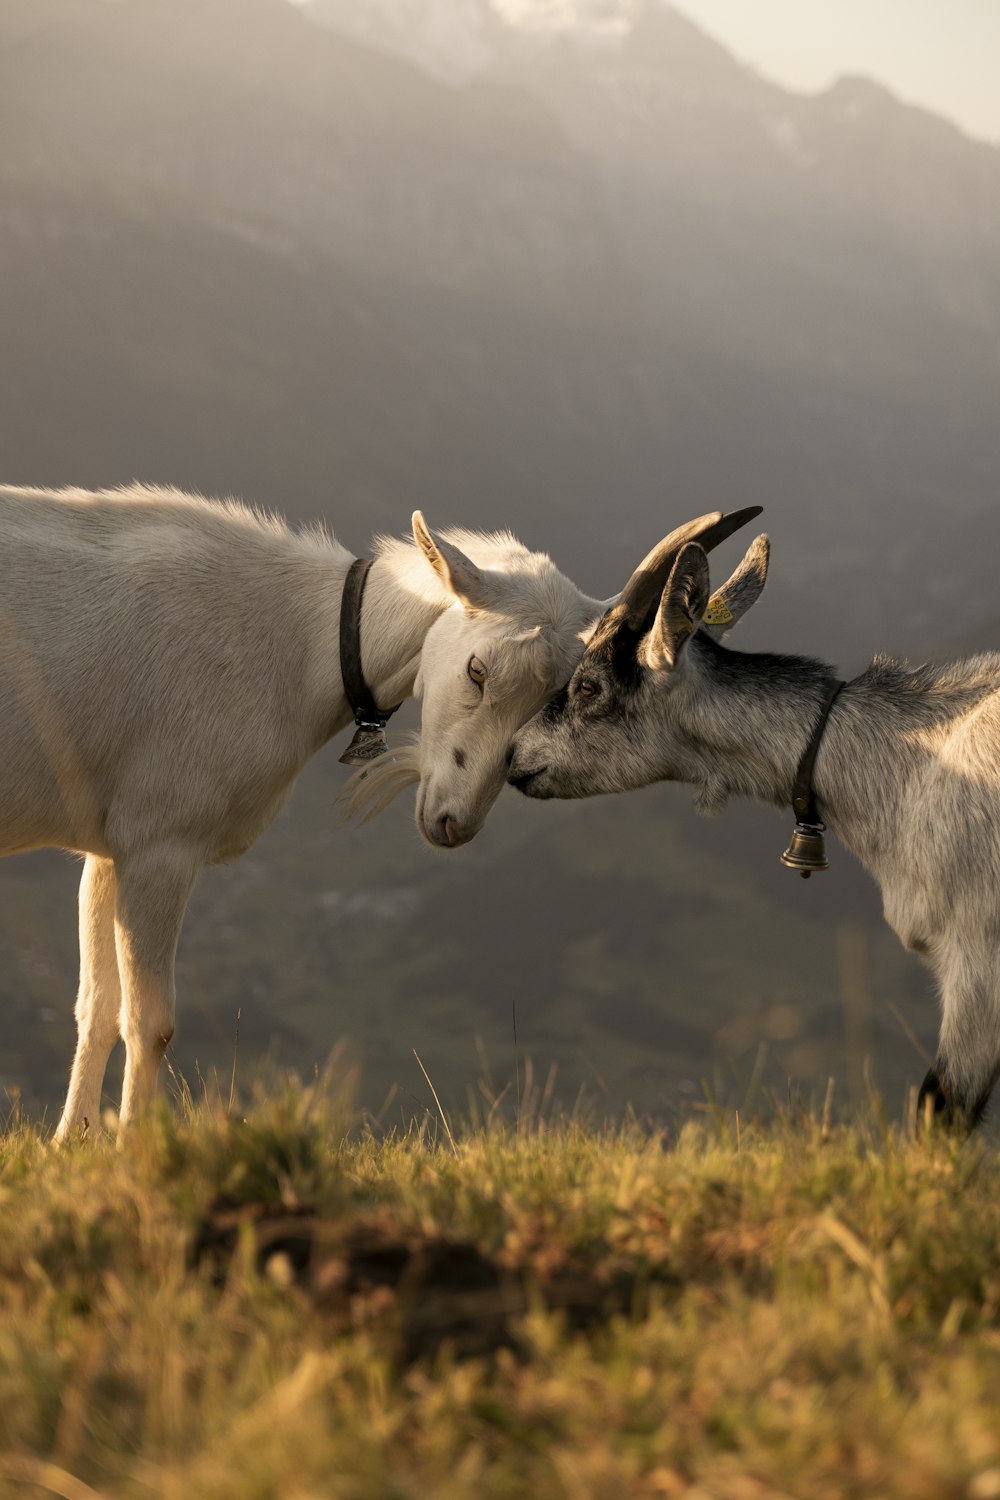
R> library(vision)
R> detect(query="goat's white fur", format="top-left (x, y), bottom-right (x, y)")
top-left (0, 483), bottom-right (605, 1136)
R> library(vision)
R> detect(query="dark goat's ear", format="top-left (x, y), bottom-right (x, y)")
top-left (593, 506), bottom-right (763, 652)
top-left (647, 544), bottom-right (711, 669)
top-left (701, 534), bottom-right (770, 642)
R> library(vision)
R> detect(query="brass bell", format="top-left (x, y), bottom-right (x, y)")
top-left (780, 822), bottom-right (829, 879)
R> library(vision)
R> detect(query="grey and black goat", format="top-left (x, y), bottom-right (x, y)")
top-left (509, 519), bottom-right (1000, 1129)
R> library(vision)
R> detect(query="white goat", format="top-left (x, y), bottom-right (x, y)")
top-left (1, 482), bottom-right (615, 1137)
top-left (509, 522), bottom-right (1000, 1128)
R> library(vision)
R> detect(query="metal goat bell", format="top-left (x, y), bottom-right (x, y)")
top-left (338, 720), bottom-right (390, 766)
top-left (780, 821), bottom-right (830, 879)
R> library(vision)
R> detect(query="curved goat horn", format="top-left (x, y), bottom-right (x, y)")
top-left (615, 506), bottom-right (764, 634)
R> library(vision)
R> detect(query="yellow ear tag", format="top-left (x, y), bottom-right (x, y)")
top-left (703, 593), bottom-right (734, 626)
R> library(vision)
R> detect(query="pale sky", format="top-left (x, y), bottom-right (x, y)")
top-left (497, 1), bottom-right (1000, 143)
top-left (673, 0), bottom-right (1000, 143)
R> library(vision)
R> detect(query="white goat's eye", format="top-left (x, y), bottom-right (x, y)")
top-left (467, 655), bottom-right (487, 687)
top-left (577, 676), bottom-right (600, 699)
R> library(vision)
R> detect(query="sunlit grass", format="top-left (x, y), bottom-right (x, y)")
top-left (0, 1084), bottom-right (998, 1498)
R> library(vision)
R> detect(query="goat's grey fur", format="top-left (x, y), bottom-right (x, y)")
top-left (509, 529), bottom-right (1000, 1128)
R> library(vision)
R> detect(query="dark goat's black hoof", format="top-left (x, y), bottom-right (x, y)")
top-left (917, 1067), bottom-right (988, 1135)
top-left (917, 1066), bottom-right (950, 1124)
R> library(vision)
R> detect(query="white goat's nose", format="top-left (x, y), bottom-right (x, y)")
top-left (437, 813), bottom-right (460, 847)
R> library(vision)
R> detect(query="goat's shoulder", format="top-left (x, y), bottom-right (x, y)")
top-left (861, 653), bottom-right (1000, 764)
top-left (861, 651), bottom-right (1000, 707)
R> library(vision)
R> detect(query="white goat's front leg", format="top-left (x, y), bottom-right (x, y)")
top-left (919, 942), bottom-right (1000, 1130)
top-left (114, 846), bottom-right (200, 1129)
top-left (56, 856), bottom-right (121, 1141)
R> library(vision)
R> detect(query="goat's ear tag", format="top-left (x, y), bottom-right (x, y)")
top-left (339, 725), bottom-right (390, 766)
top-left (703, 593), bottom-right (734, 626)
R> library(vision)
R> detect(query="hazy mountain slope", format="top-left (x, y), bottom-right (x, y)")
top-left (1, 0), bottom-right (654, 564)
top-left (494, 9), bottom-right (1000, 647)
top-left (3, 0), bottom-right (999, 647)
top-left (0, 748), bottom-right (936, 1123)
top-left (0, 0), bottom-right (994, 1118)
top-left (300, 0), bottom-right (501, 85)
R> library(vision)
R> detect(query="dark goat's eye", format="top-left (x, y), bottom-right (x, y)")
top-left (576, 676), bottom-right (600, 699)
top-left (467, 656), bottom-right (487, 687)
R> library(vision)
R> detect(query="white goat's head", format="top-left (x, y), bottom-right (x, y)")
top-left (347, 514), bottom-right (606, 848)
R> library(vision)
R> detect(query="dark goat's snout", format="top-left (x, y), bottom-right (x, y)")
top-left (506, 758), bottom-right (547, 793)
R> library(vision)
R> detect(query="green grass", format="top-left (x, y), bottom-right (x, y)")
top-left (1, 1087), bottom-right (1000, 1499)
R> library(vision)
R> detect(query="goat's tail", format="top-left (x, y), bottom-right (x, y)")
top-left (339, 733), bottom-right (422, 824)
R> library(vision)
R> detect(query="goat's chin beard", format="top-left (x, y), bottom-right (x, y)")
top-left (693, 776), bottom-right (731, 816)
top-left (339, 736), bottom-right (421, 824)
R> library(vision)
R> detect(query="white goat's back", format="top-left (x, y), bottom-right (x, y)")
top-left (0, 484), bottom-right (351, 860)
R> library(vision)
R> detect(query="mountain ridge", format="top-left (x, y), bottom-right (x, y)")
top-left (1, 0), bottom-right (996, 1116)
top-left (302, 0), bottom-right (997, 150)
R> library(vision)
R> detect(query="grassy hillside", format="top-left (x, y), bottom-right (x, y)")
top-left (1, 1089), bottom-right (999, 1498)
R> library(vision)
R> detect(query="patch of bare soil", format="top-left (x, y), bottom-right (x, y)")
top-left (192, 1199), bottom-right (668, 1363)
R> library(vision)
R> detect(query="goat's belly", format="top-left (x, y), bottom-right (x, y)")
top-left (0, 733), bottom-right (111, 857)
top-left (96, 740), bottom-right (304, 866)
top-left (0, 630), bottom-right (310, 863)
top-left (0, 774), bottom-right (298, 866)
top-left (205, 783), bottom-right (299, 865)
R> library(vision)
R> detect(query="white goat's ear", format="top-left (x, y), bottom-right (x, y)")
top-left (647, 543), bottom-right (711, 669)
top-left (577, 596), bottom-right (618, 645)
top-left (700, 534), bottom-right (769, 642)
top-left (504, 624), bottom-right (558, 688)
top-left (412, 511), bottom-right (494, 610)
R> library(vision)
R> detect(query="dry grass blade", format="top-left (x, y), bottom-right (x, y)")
top-left (0, 1455), bottom-right (108, 1500)
top-left (412, 1048), bottom-right (458, 1156)
top-left (228, 1007), bottom-right (241, 1115)
top-left (816, 1210), bottom-right (892, 1322)
top-left (883, 995), bottom-right (933, 1066)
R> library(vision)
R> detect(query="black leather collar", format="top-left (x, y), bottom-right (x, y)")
top-left (791, 678), bottom-right (846, 824)
top-left (338, 558), bottom-right (401, 763)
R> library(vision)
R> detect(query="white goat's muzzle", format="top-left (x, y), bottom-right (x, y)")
top-left (416, 769), bottom-right (502, 850)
